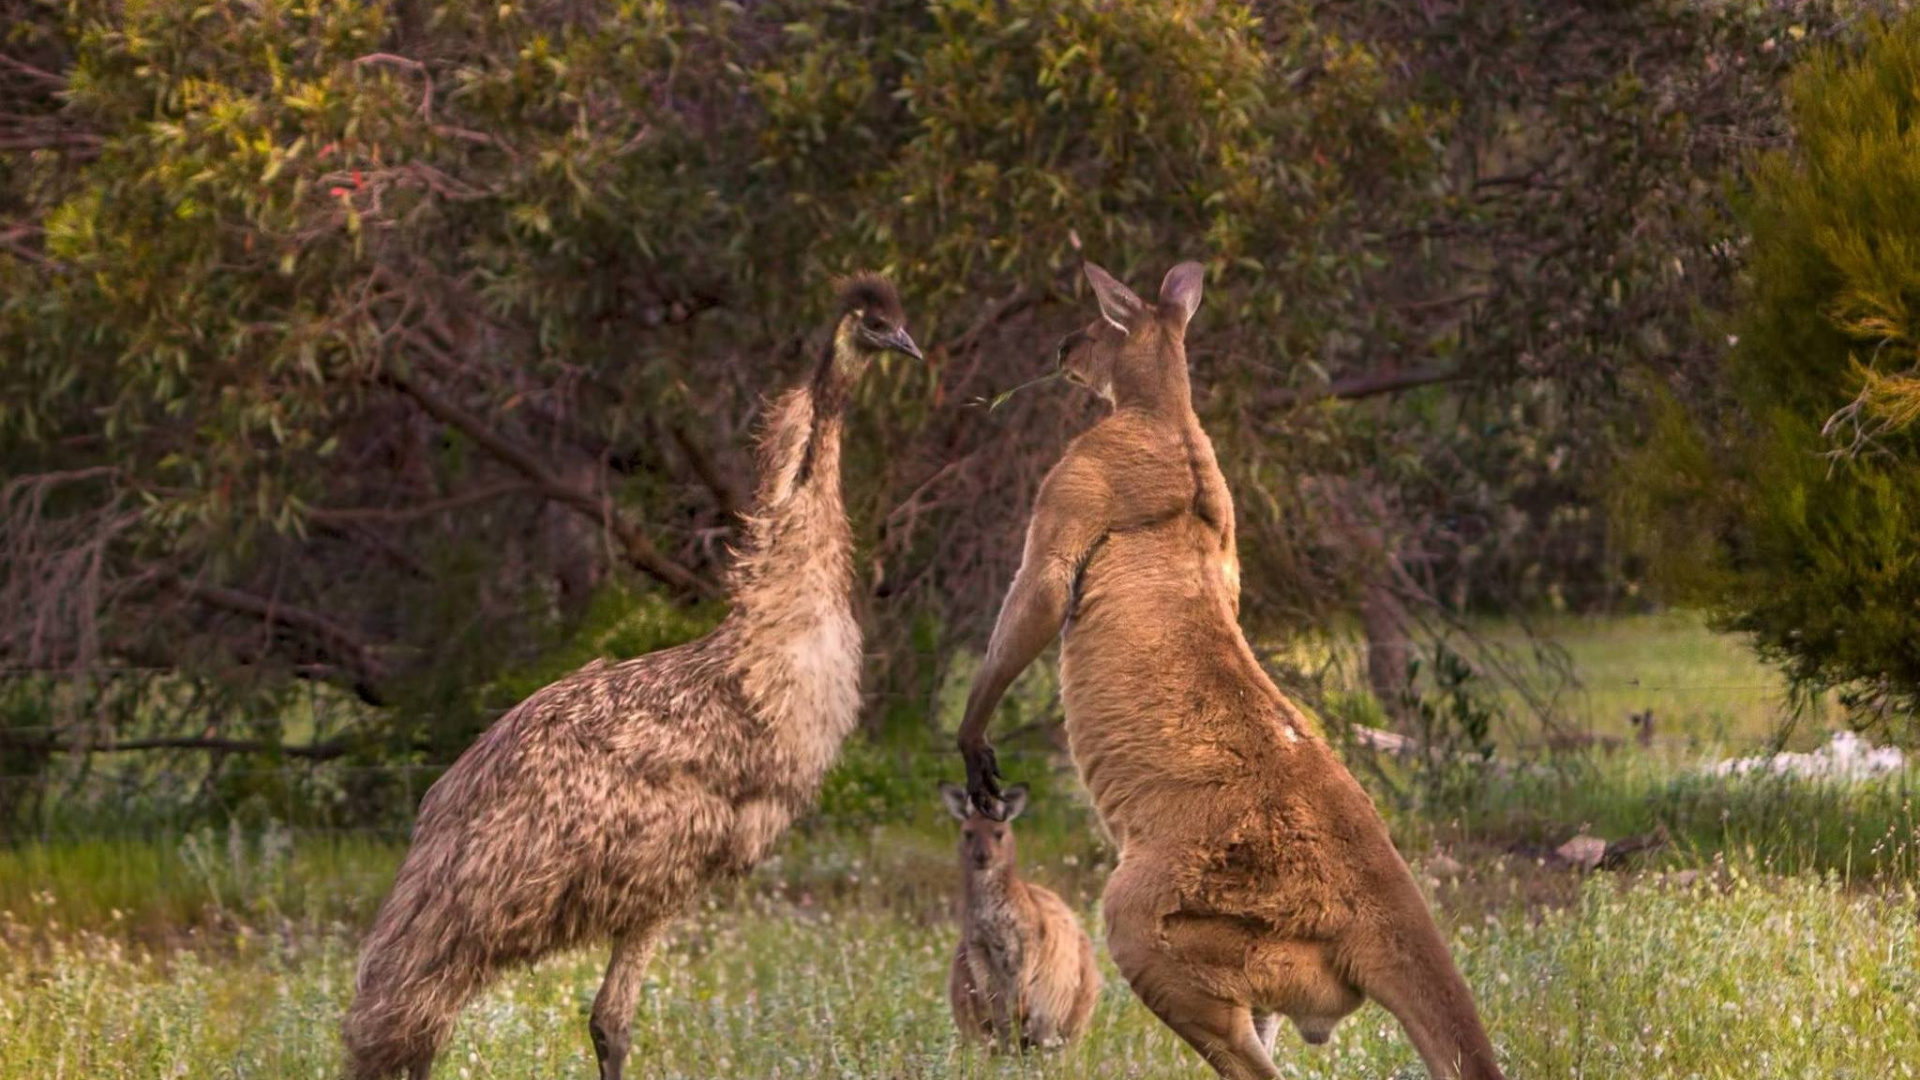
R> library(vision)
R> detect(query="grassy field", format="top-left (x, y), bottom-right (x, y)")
top-left (1, 873), bottom-right (1913, 1079)
top-left (3, 614), bottom-right (1918, 1078)
top-left (1286, 610), bottom-right (1814, 751)
top-left (1480, 611), bottom-right (1823, 747)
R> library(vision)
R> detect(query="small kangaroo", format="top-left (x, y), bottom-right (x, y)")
top-left (940, 781), bottom-right (1101, 1051)
top-left (957, 261), bottom-right (1506, 1080)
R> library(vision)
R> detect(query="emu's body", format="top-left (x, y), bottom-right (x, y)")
top-left (343, 280), bottom-right (915, 1080)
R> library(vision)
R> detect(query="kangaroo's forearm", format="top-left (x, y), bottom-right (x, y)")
top-left (957, 568), bottom-right (1069, 751)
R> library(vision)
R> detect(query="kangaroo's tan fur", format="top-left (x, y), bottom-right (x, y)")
top-left (957, 262), bottom-right (1505, 1080)
top-left (940, 782), bottom-right (1101, 1050)
top-left (341, 277), bottom-right (922, 1080)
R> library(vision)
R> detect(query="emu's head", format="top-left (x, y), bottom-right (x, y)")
top-left (1055, 261), bottom-right (1204, 409)
top-left (940, 780), bottom-right (1028, 873)
top-left (830, 272), bottom-right (923, 381)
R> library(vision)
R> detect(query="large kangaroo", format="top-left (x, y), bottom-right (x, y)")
top-left (956, 262), bottom-right (1504, 1080)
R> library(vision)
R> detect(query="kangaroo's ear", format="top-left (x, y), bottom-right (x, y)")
top-left (1158, 262), bottom-right (1205, 334)
top-left (1084, 261), bottom-right (1147, 333)
top-left (939, 781), bottom-right (971, 822)
top-left (1000, 783), bottom-right (1030, 821)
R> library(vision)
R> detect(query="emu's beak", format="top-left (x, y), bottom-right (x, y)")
top-left (882, 326), bottom-right (925, 362)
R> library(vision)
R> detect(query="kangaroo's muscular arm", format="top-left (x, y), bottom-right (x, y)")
top-left (958, 456), bottom-right (1111, 818)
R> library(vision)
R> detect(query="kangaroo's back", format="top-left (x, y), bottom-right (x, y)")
top-left (957, 261), bottom-right (1504, 1080)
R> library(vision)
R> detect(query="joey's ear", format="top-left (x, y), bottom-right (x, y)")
top-left (1000, 783), bottom-right (1030, 821)
top-left (1158, 262), bottom-right (1205, 334)
top-left (939, 782), bottom-right (971, 822)
top-left (1084, 261), bottom-right (1147, 332)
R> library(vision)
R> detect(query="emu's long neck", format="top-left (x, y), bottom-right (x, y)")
top-left (730, 391), bottom-right (850, 601)
top-left (729, 337), bottom-right (857, 610)
top-left (726, 336), bottom-right (863, 777)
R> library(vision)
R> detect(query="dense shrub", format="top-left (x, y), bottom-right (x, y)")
top-left (0, 0), bottom-right (1833, 798)
top-left (1624, 13), bottom-right (1920, 729)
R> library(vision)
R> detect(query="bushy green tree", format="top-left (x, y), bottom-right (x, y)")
top-left (0, 0), bottom-right (1440, 756)
top-left (0, 0), bottom-right (1837, 798)
top-left (1624, 13), bottom-right (1920, 727)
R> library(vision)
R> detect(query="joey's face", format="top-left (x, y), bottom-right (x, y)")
top-left (939, 780), bottom-right (1029, 873)
top-left (959, 815), bottom-right (1013, 871)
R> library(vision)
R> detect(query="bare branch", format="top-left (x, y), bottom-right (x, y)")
top-left (303, 481), bottom-right (533, 526)
top-left (381, 361), bottom-right (717, 598)
top-left (0, 731), bottom-right (349, 760)
top-left (175, 579), bottom-right (390, 695)
top-left (948, 285), bottom-right (1037, 356)
top-left (1262, 364), bottom-right (1470, 408)
top-left (0, 130), bottom-right (101, 154)
top-left (669, 423), bottom-right (746, 520)
top-left (0, 468), bottom-right (137, 670)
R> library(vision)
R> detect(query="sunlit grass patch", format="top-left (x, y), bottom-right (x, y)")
top-left (0, 875), bottom-right (1912, 1079)
top-left (0, 825), bottom-right (398, 940)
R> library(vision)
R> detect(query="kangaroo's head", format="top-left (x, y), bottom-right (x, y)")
top-left (1055, 261), bottom-right (1204, 411)
top-left (940, 780), bottom-right (1028, 873)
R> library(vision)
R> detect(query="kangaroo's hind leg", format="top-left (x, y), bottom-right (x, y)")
top-left (590, 925), bottom-right (664, 1080)
top-left (1129, 976), bottom-right (1280, 1080)
top-left (1344, 897), bottom-right (1505, 1080)
top-left (1251, 1012), bottom-right (1280, 1054)
top-left (1105, 865), bottom-right (1280, 1080)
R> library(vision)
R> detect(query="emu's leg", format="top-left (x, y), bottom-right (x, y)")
top-left (590, 928), bottom-right (662, 1080)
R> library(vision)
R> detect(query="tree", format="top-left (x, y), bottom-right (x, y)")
top-left (0, 0), bottom-right (1840, 806)
top-left (1623, 12), bottom-right (1920, 728)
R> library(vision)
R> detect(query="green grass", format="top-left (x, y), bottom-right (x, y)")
top-left (1483, 611), bottom-right (1819, 747)
top-left (1283, 611), bottom-right (1813, 751)
top-left (7, 754), bottom-right (1919, 939)
top-left (1418, 755), bottom-right (1920, 881)
top-left (0, 875), bottom-right (1912, 1079)
top-left (4, 614), bottom-right (1916, 1077)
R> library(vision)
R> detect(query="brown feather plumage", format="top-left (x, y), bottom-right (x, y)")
top-left (341, 284), bottom-right (902, 1080)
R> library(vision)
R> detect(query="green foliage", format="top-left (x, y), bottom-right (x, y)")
top-left (0, 0), bottom-right (1839, 797)
top-left (481, 586), bottom-right (723, 716)
top-left (3, 840), bottom-right (1918, 1077)
top-left (1625, 13), bottom-right (1920, 728)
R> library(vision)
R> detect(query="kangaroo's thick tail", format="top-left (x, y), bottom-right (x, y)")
top-left (342, 875), bottom-right (486, 1080)
top-left (1351, 907), bottom-right (1506, 1080)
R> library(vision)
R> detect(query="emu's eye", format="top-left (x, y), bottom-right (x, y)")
top-left (864, 316), bottom-right (888, 333)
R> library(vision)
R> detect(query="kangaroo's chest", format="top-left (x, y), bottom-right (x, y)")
top-left (965, 898), bottom-right (1029, 988)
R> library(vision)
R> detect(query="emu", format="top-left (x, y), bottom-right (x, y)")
top-left (341, 276), bottom-right (922, 1080)
top-left (958, 261), bottom-right (1505, 1080)
top-left (940, 781), bottom-right (1101, 1051)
